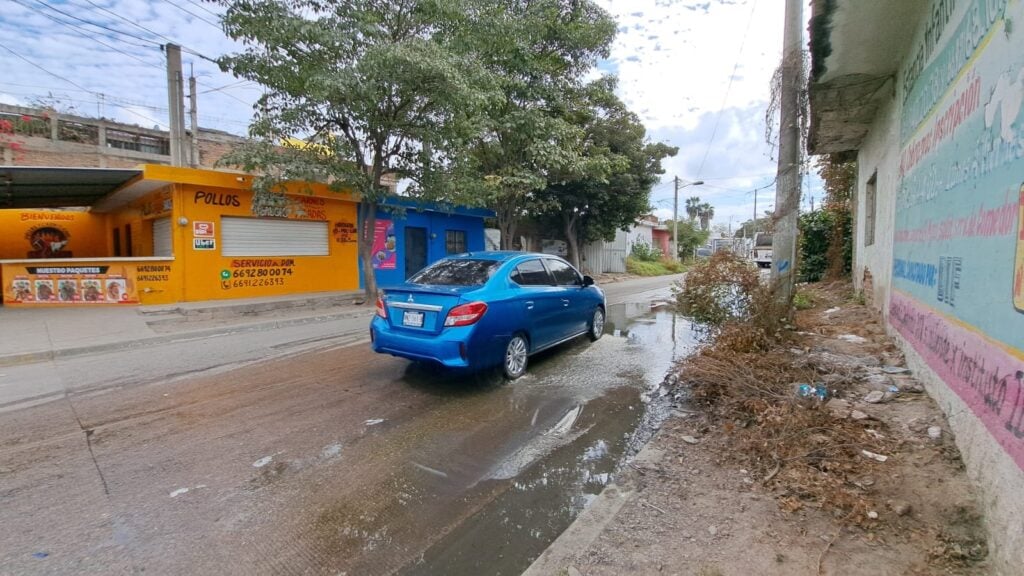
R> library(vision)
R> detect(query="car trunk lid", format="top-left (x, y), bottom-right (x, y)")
top-left (380, 285), bottom-right (479, 335)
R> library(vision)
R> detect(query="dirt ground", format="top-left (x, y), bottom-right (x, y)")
top-left (538, 280), bottom-right (991, 576)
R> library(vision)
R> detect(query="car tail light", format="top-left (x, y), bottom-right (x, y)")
top-left (444, 301), bottom-right (487, 327)
top-left (375, 294), bottom-right (387, 319)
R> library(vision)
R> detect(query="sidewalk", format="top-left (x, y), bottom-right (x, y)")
top-left (0, 290), bottom-right (372, 367)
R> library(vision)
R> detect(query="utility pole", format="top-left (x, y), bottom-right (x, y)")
top-left (188, 65), bottom-right (199, 167)
top-left (672, 176), bottom-right (704, 261)
top-left (164, 43), bottom-right (187, 167)
top-left (772, 0), bottom-right (803, 303)
top-left (673, 176), bottom-right (680, 261)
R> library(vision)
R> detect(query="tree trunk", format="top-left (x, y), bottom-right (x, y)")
top-left (497, 201), bottom-right (518, 250)
top-left (562, 211), bottom-right (581, 270)
top-left (359, 201), bottom-right (379, 303)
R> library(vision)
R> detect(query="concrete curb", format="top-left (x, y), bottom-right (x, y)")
top-left (0, 308), bottom-right (374, 368)
top-left (522, 442), bottom-right (666, 575)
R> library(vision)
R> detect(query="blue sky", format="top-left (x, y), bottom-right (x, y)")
top-left (0, 0), bottom-right (820, 230)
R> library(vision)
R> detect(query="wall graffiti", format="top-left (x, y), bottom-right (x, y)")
top-left (894, 0), bottom-right (1024, 469)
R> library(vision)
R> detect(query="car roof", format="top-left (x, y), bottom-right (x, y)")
top-left (445, 251), bottom-right (566, 264)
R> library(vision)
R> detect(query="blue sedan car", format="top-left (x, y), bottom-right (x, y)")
top-left (370, 251), bottom-right (606, 379)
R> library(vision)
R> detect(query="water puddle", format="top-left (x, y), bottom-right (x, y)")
top-left (399, 293), bottom-right (698, 575)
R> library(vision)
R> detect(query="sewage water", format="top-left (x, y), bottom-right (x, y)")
top-left (399, 293), bottom-right (698, 575)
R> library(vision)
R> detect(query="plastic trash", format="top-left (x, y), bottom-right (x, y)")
top-left (795, 383), bottom-right (829, 401)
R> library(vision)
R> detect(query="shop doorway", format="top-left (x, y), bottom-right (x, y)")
top-left (405, 226), bottom-right (427, 279)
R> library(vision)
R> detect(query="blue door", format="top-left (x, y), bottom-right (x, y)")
top-left (509, 258), bottom-right (562, 349)
top-left (543, 258), bottom-right (588, 339)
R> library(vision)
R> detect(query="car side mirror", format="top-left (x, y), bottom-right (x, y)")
top-left (582, 275), bottom-right (595, 287)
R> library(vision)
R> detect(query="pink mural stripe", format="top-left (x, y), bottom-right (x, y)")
top-left (889, 291), bottom-right (1024, 470)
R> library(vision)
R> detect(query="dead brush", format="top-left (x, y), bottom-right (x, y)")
top-left (680, 328), bottom-right (896, 526)
top-left (676, 251), bottom-right (789, 353)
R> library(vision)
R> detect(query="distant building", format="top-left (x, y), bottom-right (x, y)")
top-left (0, 103), bottom-right (246, 170)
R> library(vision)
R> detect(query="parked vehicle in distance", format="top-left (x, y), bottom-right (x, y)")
top-left (694, 246), bottom-right (713, 259)
top-left (370, 251), bottom-right (606, 379)
top-left (752, 232), bottom-right (773, 268)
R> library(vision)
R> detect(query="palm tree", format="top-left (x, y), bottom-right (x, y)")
top-left (685, 196), bottom-right (701, 221)
top-left (698, 202), bottom-right (715, 231)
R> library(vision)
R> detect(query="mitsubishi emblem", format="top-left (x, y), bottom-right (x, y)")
top-left (407, 294), bottom-right (415, 303)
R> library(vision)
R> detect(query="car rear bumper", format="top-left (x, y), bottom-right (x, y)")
top-left (370, 318), bottom-right (473, 368)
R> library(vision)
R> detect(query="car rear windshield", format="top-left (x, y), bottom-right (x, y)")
top-left (408, 259), bottom-right (499, 286)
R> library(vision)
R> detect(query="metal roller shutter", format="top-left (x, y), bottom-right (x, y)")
top-left (152, 217), bottom-right (172, 257)
top-left (221, 217), bottom-right (329, 256)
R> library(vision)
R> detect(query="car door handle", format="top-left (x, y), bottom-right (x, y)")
top-left (561, 299), bottom-right (570, 306)
top-left (525, 301), bottom-right (534, 310)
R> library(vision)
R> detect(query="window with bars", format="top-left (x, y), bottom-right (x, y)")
top-left (445, 230), bottom-right (467, 254)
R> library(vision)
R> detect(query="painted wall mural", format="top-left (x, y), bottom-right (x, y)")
top-left (893, 0), bottom-right (1024, 468)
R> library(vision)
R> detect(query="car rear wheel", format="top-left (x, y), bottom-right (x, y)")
top-left (503, 334), bottom-right (528, 380)
top-left (588, 307), bottom-right (605, 341)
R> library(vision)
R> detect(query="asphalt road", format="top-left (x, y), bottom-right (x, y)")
top-left (0, 273), bottom-right (689, 575)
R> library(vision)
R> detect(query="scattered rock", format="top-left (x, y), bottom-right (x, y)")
top-left (906, 418), bottom-right (930, 433)
top-left (864, 390), bottom-right (886, 404)
top-left (252, 456), bottom-right (273, 468)
top-left (824, 307), bottom-right (841, 315)
top-left (567, 566), bottom-right (582, 576)
top-left (682, 435), bottom-right (700, 445)
top-left (851, 410), bottom-right (871, 421)
top-left (928, 426), bottom-right (943, 441)
top-left (838, 334), bottom-right (868, 344)
top-left (862, 373), bottom-right (893, 388)
top-left (889, 500), bottom-right (912, 516)
top-left (708, 525), bottom-right (719, 536)
top-left (809, 434), bottom-right (830, 445)
top-left (867, 511), bottom-right (879, 520)
top-left (850, 476), bottom-right (875, 489)
top-left (882, 366), bottom-right (911, 374)
top-left (825, 398), bottom-right (851, 418)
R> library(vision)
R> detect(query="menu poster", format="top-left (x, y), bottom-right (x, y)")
top-left (4, 265), bottom-right (139, 304)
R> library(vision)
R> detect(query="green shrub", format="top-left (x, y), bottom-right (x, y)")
top-left (626, 257), bottom-right (685, 276)
top-left (630, 239), bottom-right (662, 262)
top-left (792, 291), bottom-right (813, 310)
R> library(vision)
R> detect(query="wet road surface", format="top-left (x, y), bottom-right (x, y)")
top-left (0, 281), bottom-right (696, 575)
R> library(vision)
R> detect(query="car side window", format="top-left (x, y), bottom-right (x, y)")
top-left (545, 259), bottom-right (581, 286)
top-left (511, 259), bottom-right (553, 286)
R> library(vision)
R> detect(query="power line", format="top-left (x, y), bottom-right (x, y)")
top-left (25, 0), bottom-right (164, 47)
top-left (198, 79), bottom-right (254, 94)
top-left (157, 0), bottom-right (222, 29)
top-left (0, 41), bottom-right (165, 128)
top-left (181, 0), bottom-right (220, 18)
top-left (72, 0), bottom-right (218, 62)
top-left (8, 0), bottom-right (164, 69)
top-left (695, 0), bottom-right (760, 179)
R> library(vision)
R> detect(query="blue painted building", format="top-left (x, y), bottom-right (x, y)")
top-left (359, 199), bottom-right (494, 288)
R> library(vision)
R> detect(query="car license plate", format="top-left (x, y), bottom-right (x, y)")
top-left (403, 310), bottom-right (424, 327)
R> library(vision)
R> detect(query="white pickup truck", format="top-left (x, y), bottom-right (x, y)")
top-left (752, 232), bottom-right (772, 268)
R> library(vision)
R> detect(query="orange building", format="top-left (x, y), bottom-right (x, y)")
top-left (1, 165), bottom-right (360, 306)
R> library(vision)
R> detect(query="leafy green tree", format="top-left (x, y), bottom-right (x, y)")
top-left (462, 0), bottom-right (617, 248)
top-left (815, 153), bottom-right (855, 278)
top-left (664, 219), bottom-right (709, 260)
top-left (215, 0), bottom-right (496, 300)
top-left (535, 78), bottom-right (677, 269)
top-left (734, 212), bottom-right (774, 238)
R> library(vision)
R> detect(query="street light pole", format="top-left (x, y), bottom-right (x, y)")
top-left (672, 177), bottom-right (704, 260)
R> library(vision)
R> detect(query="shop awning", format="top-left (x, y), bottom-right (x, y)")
top-left (0, 167), bottom-right (143, 209)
